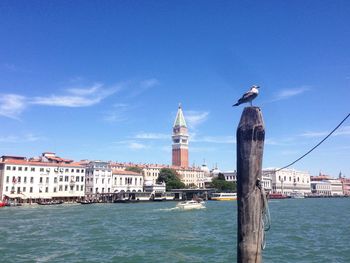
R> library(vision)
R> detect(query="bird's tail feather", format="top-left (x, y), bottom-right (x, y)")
top-left (232, 103), bottom-right (240, 106)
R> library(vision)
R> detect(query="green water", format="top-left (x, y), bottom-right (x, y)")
top-left (0, 199), bottom-right (349, 263)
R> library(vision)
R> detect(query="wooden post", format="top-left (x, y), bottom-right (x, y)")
top-left (236, 107), bottom-right (265, 263)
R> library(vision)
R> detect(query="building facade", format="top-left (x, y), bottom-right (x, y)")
top-left (112, 170), bottom-right (143, 193)
top-left (264, 168), bottom-right (311, 195)
top-left (85, 161), bottom-right (113, 198)
top-left (0, 153), bottom-right (85, 202)
top-left (172, 104), bottom-right (189, 167)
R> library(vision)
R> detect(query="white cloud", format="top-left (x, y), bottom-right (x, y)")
top-left (272, 86), bottom-right (310, 101)
top-left (191, 134), bottom-right (235, 144)
top-left (67, 83), bottom-right (103, 96)
top-left (0, 94), bottom-right (27, 119)
top-left (31, 95), bottom-right (103, 107)
top-left (0, 133), bottom-right (43, 143)
top-left (134, 132), bottom-right (169, 140)
top-left (301, 125), bottom-right (350, 138)
top-left (0, 83), bottom-right (120, 119)
top-left (128, 78), bottom-right (159, 98)
top-left (185, 111), bottom-right (209, 128)
top-left (128, 142), bottom-right (147, 150)
top-left (113, 140), bottom-right (148, 150)
top-left (103, 103), bottom-right (130, 123)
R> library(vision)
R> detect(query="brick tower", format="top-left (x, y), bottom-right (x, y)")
top-left (172, 103), bottom-right (189, 167)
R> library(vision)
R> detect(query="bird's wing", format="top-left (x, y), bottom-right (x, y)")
top-left (237, 91), bottom-right (255, 103)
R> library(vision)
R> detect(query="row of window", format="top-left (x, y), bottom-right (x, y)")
top-left (5, 185), bottom-right (84, 193)
top-left (6, 176), bottom-right (85, 184)
top-left (6, 166), bottom-right (84, 173)
top-left (278, 175), bottom-right (310, 184)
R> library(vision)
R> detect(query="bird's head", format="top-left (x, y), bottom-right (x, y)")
top-left (251, 85), bottom-right (260, 89)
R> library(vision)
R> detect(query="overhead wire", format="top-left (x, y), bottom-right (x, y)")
top-left (276, 112), bottom-right (350, 172)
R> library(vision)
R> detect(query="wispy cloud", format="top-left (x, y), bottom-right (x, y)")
top-left (301, 125), bottom-right (350, 138)
top-left (191, 133), bottom-right (235, 144)
top-left (272, 86), bottom-right (310, 102)
top-left (185, 111), bottom-right (209, 128)
top-left (0, 83), bottom-right (120, 119)
top-left (134, 132), bottom-right (169, 140)
top-left (103, 103), bottom-right (131, 123)
top-left (0, 94), bottom-right (27, 119)
top-left (31, 83), bottom-right (119, 107)
top-left (0, 133), bottom-right (44, 143)
top-left (113, 140), bottom-right (148, 150)
top-left (128, 78), bottom-right (159, 98)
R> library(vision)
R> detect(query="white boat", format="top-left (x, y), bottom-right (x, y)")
top-left (211, 192), bottom-right (237, 201)
top-left (176, 200), bottom-right (205, 210)
top-left (289, 192), bottom-right (304, 199)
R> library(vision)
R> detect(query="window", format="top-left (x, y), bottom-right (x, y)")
top-left (12, 166), bottom-right (16, 171)
top-left (59, 176), bottom-right (63, 182)
top-left (30, 187), bottom-right (33, 193)
top-left (40, 168), bottom-right (44, 172)
top-left (54, 177), bottom-right (57, 183)
top-left (46, 177), bottom-right (49, 184)
top-left (65, 176), bottom-right (69, 182)
top-left (6, 166), bottom-right (11, 170)
top-left (59, 185), bottom-right (63, 191)
top-left (102, 179), bottom-right (104, 184)
top-left (6, 176), bottom-right (9, 183)
top-left (81, 185), bottom-right (84, 191)
top-left (76, 185), bottom-right (79, 191)
top-left (19, 167), bottom-right (23, 171)
top-left (120, 178), bottom-right (122, 185)
top-left (30, 177), bottom-right (34, 183)
top-left (24, 167), bottom-right (28, 171)
top-left (39, 177), bottom-right (43, 183)
top-left (65, 169), bottom-right (69, 173)
top-left (76, 169), bottom-right (80, 173)
top-left (24, 177), bottom-right (27, 183)
top-left (54, 187), bottom-right (57, 192)
top-left (102, 188), bottom-right (105, 193)
top-left (76, 176), bottom-right (79, 182)
top-left (81, 169), bottom-right (84, 173)
top-left (65, 185), bottom-right (68, 191)
top-left (23, 187), bottom-right (26, 192)
top-left (71, 169), bottom-right (74, 173)
top-left (45, 187), bottom-right (48, 193)
top-left (81, 176), bottom-right (84, 182)
top-left (95, 187), bottom-right (98, 193)
top-left (108, 188), bottom-right (110, 193)
top-left (18, 177), bottom-right (21, 183)
top-left (31, 167), bottom-right (35, 172)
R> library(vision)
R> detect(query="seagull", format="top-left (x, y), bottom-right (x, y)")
top-left (232, 85), bottom-right (260, 107)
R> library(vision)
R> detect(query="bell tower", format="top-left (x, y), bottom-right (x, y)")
top-left (172, 103), bottom-right (189, 167)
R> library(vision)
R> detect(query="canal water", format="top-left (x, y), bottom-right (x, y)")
top-left (0, 198), bottom-right (349, 263)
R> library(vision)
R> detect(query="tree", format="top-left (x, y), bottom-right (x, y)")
top-left (157, 168), bottom-right (185, 191)
top-left (125, 166), bottom-right (143, 174)
top-left (210, 174), bottom-right (237, 192)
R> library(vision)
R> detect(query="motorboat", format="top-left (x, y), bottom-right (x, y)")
top-left (268, 193), bottom-right (288, 199)
top-left (176, 200), bottom-right (205, 210)
top-left (289, 192), bottom-right (305, 199)
top-left (211, 192), bottom-right (237, 201)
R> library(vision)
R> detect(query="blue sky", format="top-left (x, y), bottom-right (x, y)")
top-left (1, 0), bottom-right (349, 177)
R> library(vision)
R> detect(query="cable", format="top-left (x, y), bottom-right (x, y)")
top-left (277, 112), bottom-right (350, 172)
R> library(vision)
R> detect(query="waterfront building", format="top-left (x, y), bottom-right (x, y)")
top-left (0, 153), bottom-right (85, 202)
top-left (222, 171), bottom-right (236, 182)
top-left (311, 181), bottom-right (332, 196)
top-left (264, 168), bottom-right (311, 195)
top-left (311, 174), bottom-right (344, 196)
top-left (222, 170), bottom-right (271, 193)
top-left (340, 177), bottom-right (350, 196)
top-left (85, 161), bottom-right (112, 198)
top-left (112, 170), bottom-right (143, 193)
top-left (172, 104), bottom-right (189, 167)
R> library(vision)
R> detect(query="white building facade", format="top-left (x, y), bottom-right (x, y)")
top-left (112, 170), bottom-right (143, 193)
top-left (85, 161), bottom-right (113, 197)
top-left (263, 168), bottom-right (311, 195)
top-left (0, 154), bottom-right (85, 202)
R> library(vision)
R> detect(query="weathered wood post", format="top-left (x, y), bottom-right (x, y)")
top-left (237, 107), bottom-right (265, 263)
